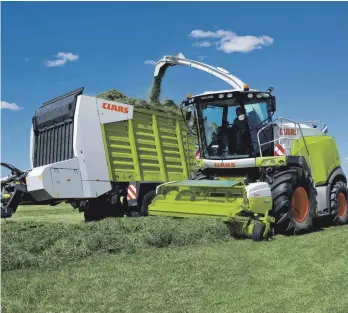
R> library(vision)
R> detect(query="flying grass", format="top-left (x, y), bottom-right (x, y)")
top-left (96, 78), bottom-right (182, 116)
top-left (149, 63), bottom-right (170, 105)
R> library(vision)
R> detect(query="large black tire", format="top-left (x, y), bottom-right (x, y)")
top-left (330, 181), bottom-right (348, 225)
top-left (141, 190), bottom-right (156, 216)
top-left (265, 167), bottom-right (317, 234)
top-left (83, 200), bottom-right (102, 222)
top-left (83, 197), bottom-right (122, 222)
top-left (252, 222), bottom-right (266, 242)
top-left (1, 207), bottom-right (13, 219)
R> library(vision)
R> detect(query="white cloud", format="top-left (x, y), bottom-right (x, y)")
top-left (45, 52), bottom-right (79, 67)
top-left (144, 60), bottom-right (156, 65)
top-left (344, 157), bottom-right (348, 163)
top-left (193, 41), bottom-right (212, 47)
top-left (1, 101), bottom-right (23, 111)
top-left (190, 29), bottom-right (228, 38)
top-left (189, 29), bottom-right (274, 53)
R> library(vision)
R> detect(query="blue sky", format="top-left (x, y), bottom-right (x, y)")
top-left (1, 1), bottom-right (348, 175)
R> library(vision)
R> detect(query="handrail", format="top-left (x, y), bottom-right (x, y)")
top-left (257, 117), bottom-right (313, 175)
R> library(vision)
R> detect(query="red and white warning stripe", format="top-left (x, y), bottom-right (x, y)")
top-left (127, 184), bottom-right (137, 200)
top-left (194, 148), bottom-right (201, 159)
top-left (274, 143), bottom-right (285, 156)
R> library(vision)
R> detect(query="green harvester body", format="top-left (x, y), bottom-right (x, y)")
top-left (148, 87), bottom-right (347, 241)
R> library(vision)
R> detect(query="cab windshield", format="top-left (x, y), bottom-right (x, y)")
top-left (198, 99), bottom-right (272, 159)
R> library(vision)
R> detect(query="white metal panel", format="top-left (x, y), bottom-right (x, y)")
top-left (50, 158), bottom-right (81, 169)
top-left (203, 158), bottom-right (256, 169)
top-left (195, 89), bottom-right (261, 97)
top-left (301, 128), bottom-right (327, 137)
top-left (26, 159), bottom-right (81, 200)
top-left (272, 124), bottom-right (295, 156)
top-left (316, 186), bottom-right (330, 213)
top-left (95, 97), bottom-right (134, 125)
top-left (50, 167), bottom-right (84, 198)
top-left (272, 121), bottom-right (323, 157)
top-left (245, 182), bottom-right (272, 198)
top-left (73, 95), bottom-right (112, 196)
top-left (29, 125), bottom-right (34, 169)
top-left (26, 165), bottom-right (54, 200)
top-left (81, 181), bottom-right (113, 198)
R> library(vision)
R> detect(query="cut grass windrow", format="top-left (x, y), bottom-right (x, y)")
top-left (1, 216), bottom-right (230, 272)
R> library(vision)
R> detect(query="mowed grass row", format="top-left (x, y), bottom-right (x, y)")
top-left (2, 224), bottom-right (348, 313)
top-left (1, 205), bottom-right (230, 272)
top-left (1, 203), bottom-right (83, 224)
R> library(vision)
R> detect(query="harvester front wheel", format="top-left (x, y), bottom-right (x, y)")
top-left (252, 222), bottom-right (266, 242)
top-left (268, 167), bottom-right (317, 234)
top-left (330, 181), bottom-right (348, 225)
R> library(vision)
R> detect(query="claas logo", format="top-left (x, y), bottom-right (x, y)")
top-left (102, 102), bottom-right (129, 114)
top-left (279, 127), bottom-right (297, 136)
top-left (214, 162), bottom-right (236, 168)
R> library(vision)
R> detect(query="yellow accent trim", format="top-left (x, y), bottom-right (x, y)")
top-left (100, 124), bottom-right (114, 181)
top-left (128, 119), bottom-right (141, 181)
top-left (175, 120), bottom-right (189, 178)
top-left (152, 115), bottom-right (167, 181)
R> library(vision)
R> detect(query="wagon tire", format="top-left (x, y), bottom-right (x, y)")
top-left (141, 190), bottom-right (156, 216)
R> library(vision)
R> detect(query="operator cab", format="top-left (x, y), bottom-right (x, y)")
top-left (183, 87), bottom-right (276, 160)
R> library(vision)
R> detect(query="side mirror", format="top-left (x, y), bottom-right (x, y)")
top-left (267, 96), bottom-right (276, 112)
top-left (185, 111), bottom-right (192, 121)
top-left (322, 124), bottom-right (328, 134)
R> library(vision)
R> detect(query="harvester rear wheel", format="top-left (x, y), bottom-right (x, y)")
top-left (266, 167), bottom-right (317, 234)
top-left (330, 181), bottom-right (348, 225)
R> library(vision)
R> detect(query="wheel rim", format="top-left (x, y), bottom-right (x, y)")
top-left (291, 187), bottom-right (309, 223)
top-left (337, 193), bottom-right (347, 218)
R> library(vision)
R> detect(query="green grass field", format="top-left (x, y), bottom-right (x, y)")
top-left (2, 204), bottom-right (348, 313)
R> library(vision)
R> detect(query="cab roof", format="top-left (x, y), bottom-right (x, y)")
top-left (191, 88), bottom-right (261, 98)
